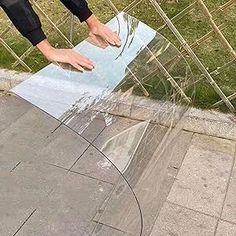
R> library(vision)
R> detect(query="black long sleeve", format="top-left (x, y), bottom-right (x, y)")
top-left (0, 0), bottom-right (46, 46)
top-left (0, 0), bottom-right (92, 46)
top-left (60, 0), bottom-right (92, 22)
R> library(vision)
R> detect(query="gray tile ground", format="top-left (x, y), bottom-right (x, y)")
top-left (81, 117), bottom-right (106, 142)
top-left (86, 222), bottom-right (131, 236)
top-left (0, 107), bottom-right (60, 171)
top-left (167, 134), bottom-right (235, 217)
top-left (0, 95), bottom-right (31, 133)
top-left (0, 162), bottom-right (66, 236)
top-left (0, 170), bottom-right (35, 236)
top-left (93, 117), bottom-right (139, 149)
top-left (215, 221), bottom-right (236, 236)
top-left (1, 95), bottom-right (236, 236)
top-left (0, 96), bottom-right (138, 236)
top-left (68, 113), bottom-right (106, 142)
top-left (150, 202), bottom-right (217, 236)
top-left (93, 178), bottom-right (142, 236)
top-left (71, 145), bottom-right (120, 184)
top-left (37, 125), bottom-right (89, 169)
top-left (222, 158), bottom-right (236, 224)
top-left (15, 171), bottom-right (113, 236)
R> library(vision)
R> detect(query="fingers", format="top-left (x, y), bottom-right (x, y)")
top-left (78, 60), bottom-right (94, 70)
top-left (71, 51), bottom-right (95, 71)
top-left (76, 56), bottom-right (95, 70)
top-left (71, 62), bottom-right (84, 72)
top-left (113, 32), bottom-right (122, 46)
top-left (48, 48), bottom-right (96, 72)
top-left (104, 30), bottom-right (121, 47)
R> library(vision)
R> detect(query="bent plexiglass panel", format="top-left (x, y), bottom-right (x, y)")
top-left (11, 12), bottom-right (195, 235)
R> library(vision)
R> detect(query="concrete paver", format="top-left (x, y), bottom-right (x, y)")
top-left (94, 130), bottom-right (193, 236)
top-left (0, 107), bottom-right (60, 171)
top-left (71, 145), bottom-right (120, 184)
top-left (68, 114), bottom-right (106, 142)
top-left (93, 117), bottom-right (139, 149)
top-left (93, 178), bottom-right (142, 236)
top-left (215, 221), bottom-right (236, 236)
top-left (0, 162), bottom-right (66, 236)
top-left (0, 170), bottom-right (35, 236)
top-left (81, 117), bottom-right (106, 142)
top-left (150, 202), bottom-right (217, 236)
top-left (0, 95), bottom-right (31, 133)
top-left (85, 222), bottom-right (130, 236)
top-left (222, 159), bottom-right (236, 224)
top-left (189, 133), bottom-right (235, 156)
top-left (16, 172), bottom-right (113, 236)
top-left (184, 108), bottom-right (236, 141)
top-left (37, 125), bottom-right (89, 169)
top-left (167, 134), bottom-right (235, 217)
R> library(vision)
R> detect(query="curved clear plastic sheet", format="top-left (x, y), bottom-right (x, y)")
top-left (11, 12), bottom-right (195, 236)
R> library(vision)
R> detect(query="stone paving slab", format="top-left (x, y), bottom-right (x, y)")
top-left (93, 178), bottom-right (142, 236)
top-left (190, 133), bottom-right (235, 156)
top-left (150, 202), bottom-right (217, 236)
top-left (184, 108), bottom-right (236, 141)
top-left (133, 130), bottom-right (193, 236)
top-left (37, 125), bottom-right (89, 169)
top-left (16, 171), bottom-right (113, 236)
top-left (85, 222), bottom-right (131, 236)
top-left (0, 170), bottom-right (35, 236)
top-left (169, 131), bottom-right (193, 170)
top-left (222, 158), bottom-right (236, 224)
top-left (123, 123), bottom-right (167, 188)
top-left (0, 69), bottom-right (30, 91)
top-left (104, 95), bottom-right (236, 141)
top-left (0, 95), bottom-right (31, 133)
top-left (167, 134), bottom-right (235, 217)
top-left (93, 117), bottom-right (139, 149)
top-left (67, 112), bottom-right (106, 142)
top-left (71, 145), bottom-right (120, 184)
top-left (81, 118), bottom-right (106, 143)
top-left (168, 147), bottom-right (232, 216)
top-left (216, 221), bottom-right (236, 236)
top-left (0, 162), bottom-right (66, 236)
top-left (0, 107), bottom-right (60, 171)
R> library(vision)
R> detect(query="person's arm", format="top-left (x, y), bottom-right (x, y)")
top-left (0, 0), bottom-right (46, 46)
top-left (60, 0), bottom-right (92, 22)
top-left (0, 0), bottom-right (94, 71)
top-left (60, 0), bottom-right (121, 46)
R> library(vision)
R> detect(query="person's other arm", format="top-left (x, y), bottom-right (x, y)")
top-left (60, 0), bottom-right (121, 46)
top-left (60, 0), bottom-right (93, 22)
top-left (0, 0), bottom-right (94, 71)
top-left (0, 0), bottom-right (46, 46)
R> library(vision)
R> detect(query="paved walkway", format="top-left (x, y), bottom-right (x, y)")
top-left (0, 94), bottom-right (236, 235)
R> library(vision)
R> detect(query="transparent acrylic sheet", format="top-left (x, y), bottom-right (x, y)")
top-left (11, 12), bottom-right (195, 235)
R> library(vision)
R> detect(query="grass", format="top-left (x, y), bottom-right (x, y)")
top-left (0, 0), bottom-right (235, 112)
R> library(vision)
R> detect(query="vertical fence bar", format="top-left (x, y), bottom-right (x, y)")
top-left (149, 0), bottom-right (235, 112)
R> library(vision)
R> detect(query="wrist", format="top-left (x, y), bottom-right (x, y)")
top-left (36, 39), bottom-right (55, 60)
top-left (86, 15), bottom-right (100, 29)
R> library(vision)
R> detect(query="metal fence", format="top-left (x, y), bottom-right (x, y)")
top-left (0, 0), bottom-right (235, 112)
